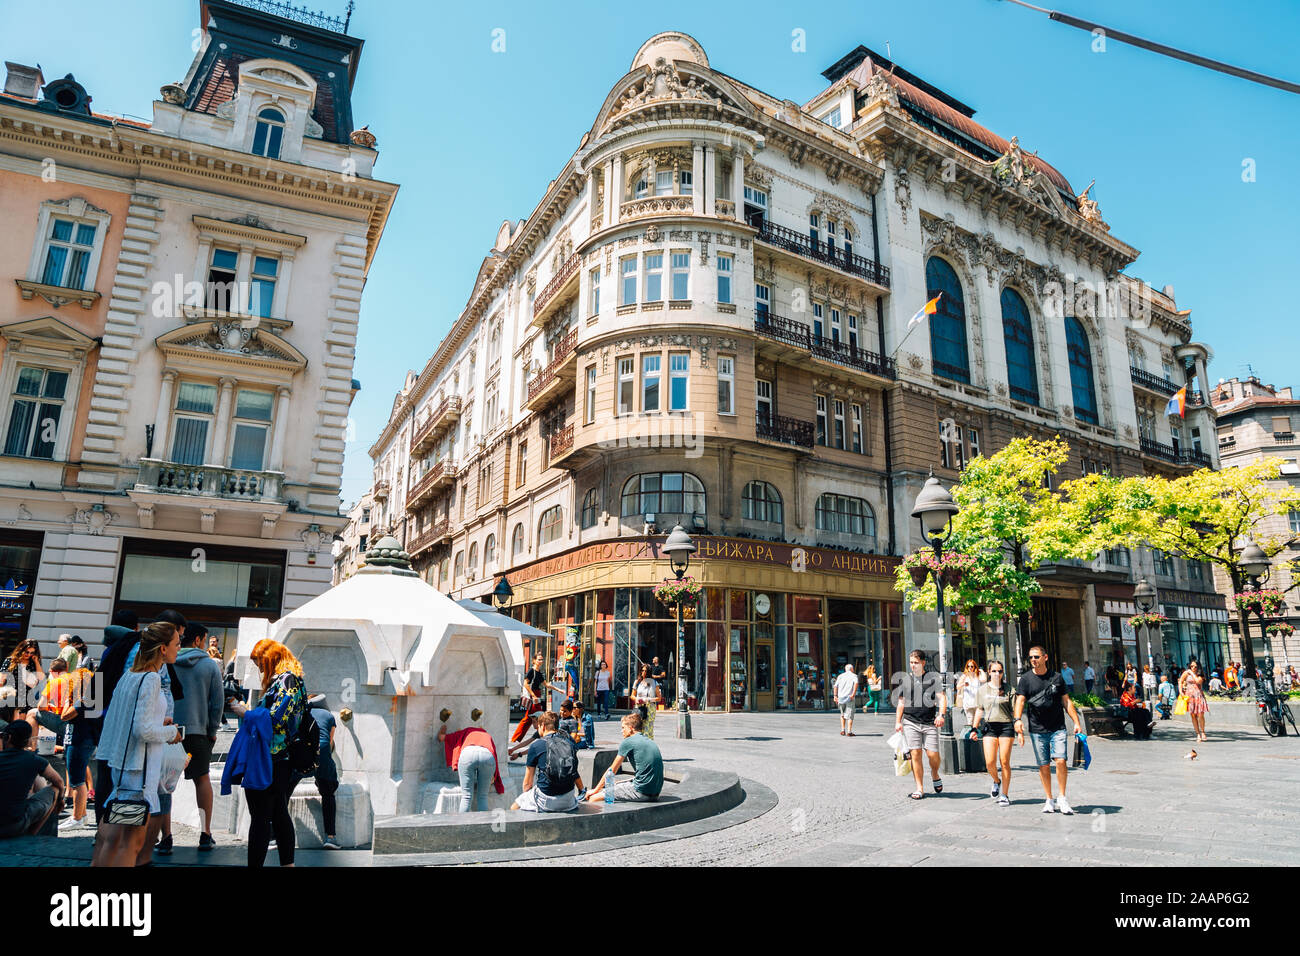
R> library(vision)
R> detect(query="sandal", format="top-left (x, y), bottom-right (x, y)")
top-left (909, 791), bottom-right (924, 800)
top-left (847, 732), bottom-right (856, 737)
top-left (933, 778), bottom-right (944, 793)
top-left (839, 730), bottom-right (845, 736)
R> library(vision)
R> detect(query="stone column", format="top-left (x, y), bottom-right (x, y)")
top-left (692, 142), bottom-right (705, 215)
top-left (268, 385), bottom-right (293, 472)
top-left (611, 153), bottom-right (624, 225)
top-left (152, 370), bottom-right (178, 460)
top-left (704, 145), bottom-right (716, 217)
top-left (208, 377), bottom-right (237, 467)
top-left (731, 149), bottom-right (745, 219)
top-left (603, 157), bottom-right (615, 229)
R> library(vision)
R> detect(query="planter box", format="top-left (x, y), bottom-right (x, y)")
top-left (1078, 706), bottom-right (1125, 738)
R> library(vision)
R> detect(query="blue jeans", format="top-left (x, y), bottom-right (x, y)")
top-left (457, 745), bottom-right (495, 812)
top-left (596, 689), bottom-right (611, 717)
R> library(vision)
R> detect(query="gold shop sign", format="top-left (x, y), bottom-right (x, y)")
top-left (502, 536), bottom-right (900, 587)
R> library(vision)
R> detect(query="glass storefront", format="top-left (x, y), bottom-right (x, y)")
top-left (1162, 619), bottom-right (1231, 675)
top-left (0, 531), bottom-right (42, 657)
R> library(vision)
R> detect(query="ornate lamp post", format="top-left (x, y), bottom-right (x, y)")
top-left (910, 476), bottom-right (961, 767)
top-left (663, 525), bottom-right (696, 740)
top-left (1240, 541), bottom-right (1271, 687)
top-left (1133, 578), bottom-right (1158, 701)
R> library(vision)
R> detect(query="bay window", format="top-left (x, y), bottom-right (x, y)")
top-left (670, 252), bottom-right (690, 300)
top-left (669, 353), bottom-right (689, 411)
top-left (642, 355), bottom-right (661, 411)
top-left (644, 253), bottom-right (663, 302)
top-left (717, 356), bottom-right (735, 415)
top-left (589, 267), bottom-right (600, 317)
top-left (620, 256), bottom-right (637, 306)
top-left (716, 253), bottom-right (732, 304)
top-left (618, 357), bottom-right (635, 415)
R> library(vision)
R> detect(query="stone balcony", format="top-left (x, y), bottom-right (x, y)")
top-left (619, 195), bottom-right (694, 221)
top-left (406, 460), bottom-right (458, 511)
top-left (372, 478), bottom-right (390, 500)
top-left (525, 329), bottom-right (579, 412)
top-left (411, 397), bottom-right (461, 455)
top-left (134, 459), bottom-right (283, 502)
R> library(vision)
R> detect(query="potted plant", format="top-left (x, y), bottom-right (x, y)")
top-left (1128, 611), bottom-right (1168, 631)
top-left (1266, 621), bottom-right (1295, 638)
top-left (901, 550), bottom-right (976, 589)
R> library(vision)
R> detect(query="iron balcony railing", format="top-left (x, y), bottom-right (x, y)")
top-left (1130, 366), bottom-right (1180, 396)
top-left (754, 312), bottom-right (896, 380)
top-left (533, 253), bottom-right (581, 318)
top-left (1140, 437), bottom-right (1212, 467)
top-left (756, 413), bottom-right (814, 449)
top-left (549, 423), bottom-right (575, 462)
top-left (755, 220), bottom-right (890, 287)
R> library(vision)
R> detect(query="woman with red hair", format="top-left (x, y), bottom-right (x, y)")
top-left (227, 639), bottom-right (306, 866)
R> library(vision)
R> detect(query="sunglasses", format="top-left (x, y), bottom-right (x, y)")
top-left (1029, 655), bottom-right (1044, 660)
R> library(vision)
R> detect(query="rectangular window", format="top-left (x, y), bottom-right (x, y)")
top-left (516, 440), bottom-right (527, 487)
top-left (229, 388), bottom-right (273, 470)
top-left (642, 355), bottom-right (661, 412)
top-left (620, 256), bottom-right (637, 306)
top-left (247, 255), bottom-right (277, 318)
top-left (40, 219), bottom-right (97, 290)
top-left (968, 428), bottom-right (981, 461)
top-left (954, 431), bottom-right (966, 470)
top-left (585, 366), bottom-right (597, 424)
top-left (830, 309), bottom-right (841, 345)
top-left (743, 186), bottom-right (768, 208)
top-left (679, 170), bottom-right (693, 195)
top-left (655, 169), bottom-right (673, 196)
top-left (833, 399), bottom-right (845, 450)
top-left (755, 283), bottom-right (770, 317)
top-left (1274, 415), bottom-right (1293, 434)
top-left (644, 253), bottom-right (663, 302)
top-left (171, 382), bottom-right (217, 466)
top-left (1290, 508), bottom-right (1300, 534)
top-left (618, 357), bottom-right (634, 415)
top-left (206, 248), bottom-right (239, 311)
top-left (588, 267), bottom-right (600, 317)
top-left (820, 106), bottom-right (842, 128)
top-left (851, 403), bottom-right (863, 454)
top-left (809, 213), bottom-right (820, 250)
top-left (716, 254), bottom-right (732, 304)
top-left (940, 423), bottom-right (952, 469)
top-left (756, 379), bottom-right (772, 428)
top-left (815, 395), bottom-right (828, 446)
top-left (1188, 560), bottom-right (1204, 583)
top-left (670, 252), bottom-right (690, 300)
top-left (717, 356), bottom-right (735, 415)
top-left (635, 175), bottom-right (648, 199)
top-left (3, 366), bottom-right (68, 459)
top-left (847, 314), bottom-right (858, 350)
top-left (812, 303), bottom-right (823, 343)
top-left (826, 220), bottom-right (836, 256)
top-left (669, 353), bottom-right (689, 411)
top-left (843, 228), bottom-right (853, 259)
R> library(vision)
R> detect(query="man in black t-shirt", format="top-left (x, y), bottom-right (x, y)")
top-left (650, 657), bottom-right (669, 704)
top-left (0, 722), bottom-right (64, 838)
top-left (1014, 645), bottom-right (1083, 815)
top-left (893, 650), bottom-right (947, 799)
top-left (511, 653), bottom-right (547, 744)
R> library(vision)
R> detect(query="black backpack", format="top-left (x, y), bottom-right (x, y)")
top-left (286, 703), bottom-right (320, 775)
top-left (543, 732), bottom-right (578, 791)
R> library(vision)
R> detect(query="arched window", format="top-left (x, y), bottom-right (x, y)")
top-left (511, 523), bottom-right (525, 558)
top-left (484, 534), bottom-right (496, 567)
top-left (1065, 316), bottom-right (1099, 425)
top-left (620, 473), bottom-right (706, 517)
top-left (926, 257), bottom-right (970, 384)
top-left (742, 481), bottom-right (783, 524)
top-left (467, 542), bottom-right (479, 577)
top-left (580, 488), bottom-right (599, 529)
top-left (538, 505), bottom-right (564, 546)
top-left (453, 550), bottom-right (465, 582)
top-left (815, 493), bottom-right (876, 542)
top-left (1001, 288), bottom-right (1039, 406)
top-left (251, 107), bottom-right (286, 160)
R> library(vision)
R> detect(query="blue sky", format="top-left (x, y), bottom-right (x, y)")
top-left (5, 0), bottom-right (1297, 507)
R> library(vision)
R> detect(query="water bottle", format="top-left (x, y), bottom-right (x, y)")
top-left (603, 770), bottom-right (615, 804)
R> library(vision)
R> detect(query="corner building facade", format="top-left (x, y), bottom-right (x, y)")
top-left (369, 33), bottom-right (1221, 710)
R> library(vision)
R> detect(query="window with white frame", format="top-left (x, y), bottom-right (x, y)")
top-left (206, 248), bottom-right (239, 311)
top-left (655, 169), bottom-right (674, 196)
top-left (742, 480), bottom-right (783, 523)
top-left (38, 220), bottom-right (98, 290)
top-left (644, 253), bottom-right (663, 302)
top-left (247, 255), bottom-right (278, 319)
top-left (756, 379), bottom-right (772, 428)
top-left (1290, 508), bottom-right (1300, 534)
top-left (3, 367), bottom-right (67, 459)
top-left (511, 522), bottom-right (526, 558)
top-left (815, 493), bottom-right (876, 541)
top-left (826, 219), bottom-right (836, 256)
top-left (642, 354), bottom-right (661, 412)
top-left (717, 356), bottom-right (735, 415)
top-left (484, 533), bottom-right (497, 567)
top-left (820, 106), bottom-right (842, 128)
top-left (809, 213), bottom-right (820, 249)
top-left (679, 170), bottom-right (693, 195)
top-left (968, 427), bottom-right (981, 461)
top-left (252, 107), bottom-right (286, 160)
top-left (843, 226), bottom-right (853, 259)
top-left (716, 254), bottom-right (732, 304)
top-left (588, 267), bottom-right (600, 317)
top-left (833, 399), bottom-right (846, 450)
top-left (485, 388), bottom-right (499, 429)
top-left (467, 542), bottom-right (479, 579)
top-left (581, 488), bottom-right (599, 529)
top-left (538, 505), bottom-right (564, 546)
top-left (453, 550), bottom-right (465, 583)
top-left (170, 382), bottom-right (217, 466)
top-left (669, 353), bottom-right (689, 411)
top-left (618, 357), bottom-right (634, 415)
top-left (229, 388), bottom-right (274, 471)
top-left (585, 366), bottom-right (597, 424)
top-left (813, 303), bottom-right (824, 342)
top-left (620, 257), bottom-right (637, 306)
top-left (830, 309), bottom-right (841, 345)
top-left (815, 394), bottom-right (828, 446)
top-left (755, 283), bottom-right (770, 317)
top-left (670, 252), bottom-right (690, 300)
top-left (516, 440), bottom-right (527, 487)
top-left (851, 403), bottom-right (863, 454)
top-left (634, 173), bottom-right (649, 199)
top-left (847, 314), bottom-right (859, 350)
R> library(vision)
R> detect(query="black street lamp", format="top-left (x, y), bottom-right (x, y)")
top-left (492, 574), bottom-right (514, 612)
top-left (663, 524), bottom-right (696, 740)
top-left (1133, 577), bottom-right (1158, 701)
top-left (910, 475), bottom-right (961, 766)
top-left (1240, 540), bottom-right (1271, 685)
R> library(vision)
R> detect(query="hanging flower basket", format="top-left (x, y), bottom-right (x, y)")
top-left (908, 566), bottom-right (930, 588)
top-left (1266, 621), bottom-right (1295, 638)
top-left (902, 551), bottom-right (976, 590)
top-left (1235, 590), bottom-right (1285, 617)
top-left (1129, 612), bottom-right (1168, 631)
top-left (654, 576), bottom-right (701, 607)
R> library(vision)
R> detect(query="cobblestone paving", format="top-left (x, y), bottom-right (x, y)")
top-left (513, 710), bottom-right (1300, 867)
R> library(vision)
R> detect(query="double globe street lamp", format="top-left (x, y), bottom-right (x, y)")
top-left (910, 475), bottom-right (962, 768)
top-left (1239, 540), bottom-right (1272, 687)
top-left (663, 524), bottom-right (696, 740)
top-left (1133, 578), bottom-right (1159, 701)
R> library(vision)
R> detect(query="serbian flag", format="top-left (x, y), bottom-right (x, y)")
top-left (908, 294), bottom-right (941, 329)
top-left (1164, 386), bottom-right (1186, 418)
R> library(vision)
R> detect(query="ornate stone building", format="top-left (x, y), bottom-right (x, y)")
top-left (367, 33), bottom-right (1221, 709)
top-left (0, 0), bottom-right (396, 658)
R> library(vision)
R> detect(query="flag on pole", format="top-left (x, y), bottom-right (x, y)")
top-left (1164, 386), bottom-right (1186, 418)
top-left (908, 294), bottom-right (941, 329)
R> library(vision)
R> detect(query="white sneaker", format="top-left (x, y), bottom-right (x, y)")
top-left (1055, 795), bottom-right (1075, 815)
top-left (997, 794), bottom-right (1010, 807)
top-left (58, 815), bottom-right (87, 831)
top-left (1042, 798), bottom-right (1057, 813)
top-left (990, 780), bottom-right (1000, 798)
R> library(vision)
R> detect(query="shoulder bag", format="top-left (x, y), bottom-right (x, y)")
top-left (104, 674), bottom-right (154, 827)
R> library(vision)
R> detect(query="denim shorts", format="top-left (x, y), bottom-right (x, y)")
top-left (1030, 729), bottom-right (1068, 767)
top-left (66, 738), bottom-right (95, 785)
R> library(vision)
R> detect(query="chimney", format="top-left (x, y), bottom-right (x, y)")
top-left (1161, 284), bottom-right (1175, 302)
top-left (4, 62), bottom-right (44, 99)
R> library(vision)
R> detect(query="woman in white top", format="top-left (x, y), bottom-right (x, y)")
top-left (633, 664), bottom-right (660, 740)
top-left (594, 660), bottom-right (612, 719)
top-left (1141, 664), bottom-right (1156, 701)
top-left (91, 622), bottom-right (181, 868)
top-left (0, 640), bottom-right (45, 717)
top-left (955, 659), bottom-right (985, 731)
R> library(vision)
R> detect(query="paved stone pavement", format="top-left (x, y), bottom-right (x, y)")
top-left (6, 709), bottom-right (1297, 867)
